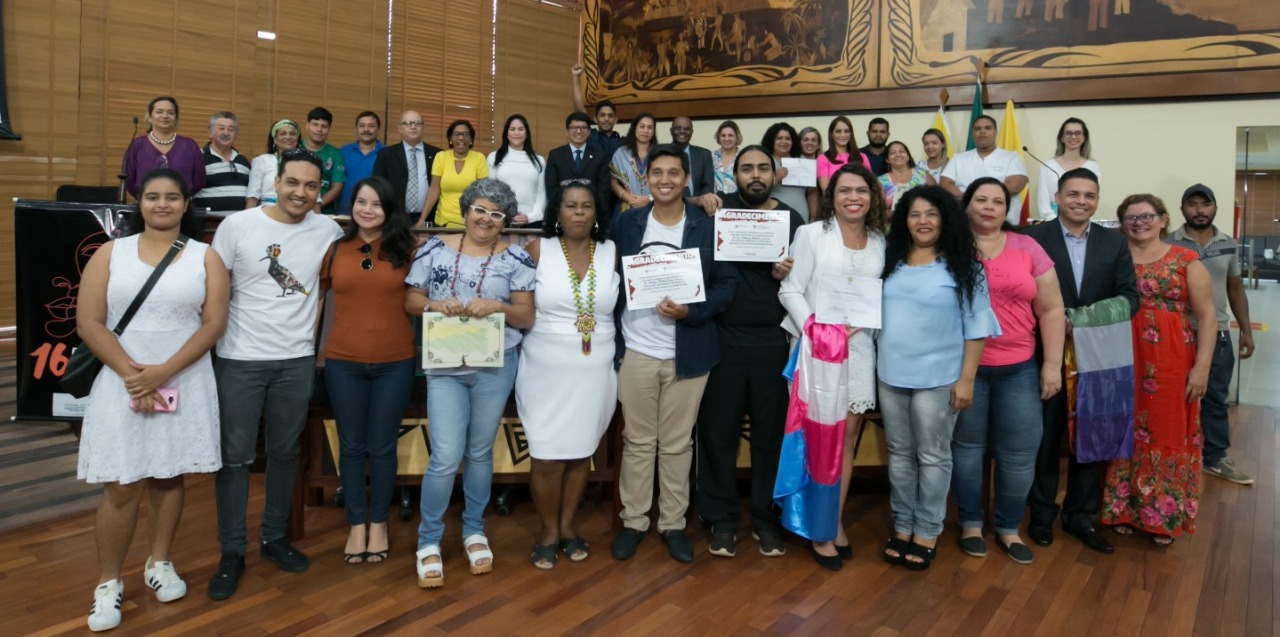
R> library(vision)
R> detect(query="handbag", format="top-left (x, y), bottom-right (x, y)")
top-left (60, 236), bottom-right (190, 399)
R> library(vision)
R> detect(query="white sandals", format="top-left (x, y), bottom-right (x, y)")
top-left (415, 545), bottom-right (444, 588)
top-left (463, 534), bottom-right (494, 575)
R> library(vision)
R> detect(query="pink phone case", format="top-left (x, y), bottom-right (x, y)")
top-left (131, 388), bottom-right (178, 412)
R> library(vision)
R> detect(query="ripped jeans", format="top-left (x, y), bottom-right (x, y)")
top-left (878, 381), bottom-right (957, 539)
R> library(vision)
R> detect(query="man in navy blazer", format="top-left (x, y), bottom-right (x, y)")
top-left (545, 111), bottom-right (613, 231)
top-left (1023, 167), bottom-right (1138, 555)
top-left (370, 110), bottom-right (440, 219)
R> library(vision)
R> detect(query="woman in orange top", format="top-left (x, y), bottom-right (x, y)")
top-left (320, 176), bottom-right (417, 564)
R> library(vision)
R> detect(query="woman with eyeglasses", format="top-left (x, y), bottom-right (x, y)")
top-left (123, 97), bottom-right (206, 201)
top-left (404, 178), bottom-right (535, 587)
top-left (610, 112), bottom-right (660, 213)
top-left (1035, 118), bottom-right (1101, 221)
top-left (246, 119), bottom-right (301, 208)
top-left (418, 119), bottom-right (489, 228)
top-left (487, 114), bottom-right (547, 227)
top-left (318, 176), bottom-right (417, 566)
top-left (1100, 194), bottom-right (1214, 547)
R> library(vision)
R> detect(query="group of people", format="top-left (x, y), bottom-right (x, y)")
top-left (77, 92), bottom-right (1255, 631)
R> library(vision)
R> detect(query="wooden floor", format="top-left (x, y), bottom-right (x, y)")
top-left (0, 403), bottom-right (1273, 636)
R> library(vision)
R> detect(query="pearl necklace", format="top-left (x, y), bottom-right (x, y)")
top-left (148, 131), bottom-right (177, 146)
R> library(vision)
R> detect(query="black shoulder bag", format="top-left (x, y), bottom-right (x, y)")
top-left (61, 236), bottom-right (190, 399)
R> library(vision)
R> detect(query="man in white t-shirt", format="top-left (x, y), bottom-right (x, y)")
top-left (941, 115), bottom-right (1029, 224)
top-left (207, 149), bottom-right (343, 601)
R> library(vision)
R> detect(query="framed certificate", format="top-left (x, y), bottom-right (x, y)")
top-left (422, 313), bottom-right (505, 368)
top-left (779, 158), bottom-right (817, 187)
top-left (621, 249), bottom-right (707, 310)
top-left (714, 209), bottom-right (790, 263)
top-left (815, 274), bottom-right (882, 329)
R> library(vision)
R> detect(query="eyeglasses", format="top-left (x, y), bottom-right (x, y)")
top-left (359, 243), bottom-right (373, 271)
top-left (450, 131), bottom-right (473, 139)
top-left (1121, 212), bottom-right (1159, 225)
top-left (400, 121), bottom-right (424, 127)
top-left (1062, 131), bottom-right (1085, 137)
top-left (559, 178), bottom-right (592, 187)
top-left (567, 125), bottom-right (590, 132)
top-left (469, 205), bottom-right (506, 221)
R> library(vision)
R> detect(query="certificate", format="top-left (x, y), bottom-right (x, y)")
top-left (621, 249), bottom-right (706, 310)
top-left (714, 208), bottom-right (790, 262)
top-left (780, 157), bottom-right (817, 187)
top-left (422, 313), bottom-right (505, 368)
top-left (815, 274), bottom-right (882, 329)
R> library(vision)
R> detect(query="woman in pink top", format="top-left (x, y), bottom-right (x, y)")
top-left (951, 177), bottom-right (1066, 565)
top-left (815, 116), bottom-right (872, 193)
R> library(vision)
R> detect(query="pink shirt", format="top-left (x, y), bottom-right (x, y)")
top-left (816, 151), bottom-right (873, 179)
top-left (979, 232), bottom-right (1054, 366)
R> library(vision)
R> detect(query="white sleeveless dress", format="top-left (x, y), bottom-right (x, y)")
top-left (515, 238), bottom-right (620, 460)
top-left (77, 235), bottom-right (222, 484)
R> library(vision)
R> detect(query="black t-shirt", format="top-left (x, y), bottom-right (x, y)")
top-left (860, 144), bottom-right (887, 175)
top-left (715, 193), bottom-right (807, 347)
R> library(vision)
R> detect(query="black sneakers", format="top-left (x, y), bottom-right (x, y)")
top-left (207, 553), bottom-right (244, 601)
top-left (260, 539), bottom-right (311, 573)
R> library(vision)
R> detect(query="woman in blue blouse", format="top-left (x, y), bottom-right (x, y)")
top-left (877, 185), bottom-right (1000, 571)
top-left (404, 179), bottom-right (535, 588)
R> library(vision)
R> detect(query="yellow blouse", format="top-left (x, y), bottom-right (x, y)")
top-left (431, 150), bottom-right (489, 228)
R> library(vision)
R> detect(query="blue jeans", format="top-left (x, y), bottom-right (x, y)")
top-left (879, 382), bottom-right (956, 539)
top-left (416, 349), bottom-right (518, 549)
top-left (1200, 332), bottom-right (1234, 467)
top-left (325, 357), bottom-right (414, 525)
top-left (951, 358), bottom-right (1043, 536)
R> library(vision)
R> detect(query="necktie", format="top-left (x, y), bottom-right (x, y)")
top-left (406, 147), bottom-right (419, 212)
top-left (686, 150), bottom-right (694, 194)
top-left (574, 149), bottom-right (583, 172)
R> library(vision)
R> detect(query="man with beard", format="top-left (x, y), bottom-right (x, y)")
top-left (338, 111), bottom-right (384, 214)
top-left (193, 111), bottom-right (252, 213)
top-left (1167, 184), bottom-right (1256, 485)
top-left (694, 146), bottom-right (806, 558)
top-left (860, 117), bottom-right (890, 175)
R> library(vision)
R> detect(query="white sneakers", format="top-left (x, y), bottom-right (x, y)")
top-left (144, 558), bottom-right (188, 603)
top-left (88, 559), bottom-right (188, 631)
top-left (87, 580), bottom-right (123, 632)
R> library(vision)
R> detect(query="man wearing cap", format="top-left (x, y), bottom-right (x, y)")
top-left (1166, 184), bottom-right (1256, 485)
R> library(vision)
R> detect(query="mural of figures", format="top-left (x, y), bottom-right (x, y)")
top-left (581, 0), bottom-right (1280, 109)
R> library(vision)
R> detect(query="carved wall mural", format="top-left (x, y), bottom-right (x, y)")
top-left (581, 0), bottom-right (1280, 111)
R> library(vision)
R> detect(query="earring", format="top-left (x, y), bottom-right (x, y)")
top-left (593, 221), bottom-right (599, 232)
top-left (556, 221), bottom-right (563, 233)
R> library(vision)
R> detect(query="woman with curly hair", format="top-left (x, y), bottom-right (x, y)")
top-left (877, 185), bottom-right (1001, 571)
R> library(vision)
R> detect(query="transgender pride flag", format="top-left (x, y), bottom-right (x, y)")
top-left (774, 317), bottom-right (848, 542)
top-left (1067, 296), bottom-right (1135, 463)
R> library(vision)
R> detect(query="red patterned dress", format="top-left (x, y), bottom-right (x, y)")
top-left (1102, 245), bottom-right (1201, 537)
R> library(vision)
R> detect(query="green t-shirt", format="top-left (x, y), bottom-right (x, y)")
top-left (312, 143), bottom-right (346, 215)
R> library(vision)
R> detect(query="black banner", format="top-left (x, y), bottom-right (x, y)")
top-left (14, 200), bottom-right (131, 420)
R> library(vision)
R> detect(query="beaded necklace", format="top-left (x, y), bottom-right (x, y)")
top-left (560, 237), bottom-right (597, 355)
top-left (449, 234), bottom-right (497, 299)
top-left (148, 131), bottom-right (177, 146)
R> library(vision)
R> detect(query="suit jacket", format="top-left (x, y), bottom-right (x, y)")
top-left (545, 142), bottom-right (612, 228)
top-left (1023, 218), bottom-right (1139, 316)
top-left (371, 141), bottom-right (440, 218)
top-left (680, 144), bottom-right (716, 197)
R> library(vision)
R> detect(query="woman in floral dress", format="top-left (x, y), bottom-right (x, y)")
top-left (1102, 194), bottom-right (1216, 545)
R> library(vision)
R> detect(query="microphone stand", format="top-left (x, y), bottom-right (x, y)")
top-left (116, 116), bottom-right (139, 204)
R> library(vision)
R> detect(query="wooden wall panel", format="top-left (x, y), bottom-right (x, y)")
top-left (1237, 172), bottom-right (1279, 238)
top-left (495, 0), bottom-right (578, 161)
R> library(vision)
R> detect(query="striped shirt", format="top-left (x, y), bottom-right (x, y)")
top-left (193, 144), bottom-right (251, 212)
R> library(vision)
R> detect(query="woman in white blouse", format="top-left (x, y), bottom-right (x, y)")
top-left (245, 119), bottom-right (300, 208)
top-left (487, 114), bottom-right (547, 227)
top-left (1035, 118), bottom-right (1101, 221)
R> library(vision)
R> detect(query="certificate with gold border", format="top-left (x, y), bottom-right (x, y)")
top-left (422, 313), bottom-right (505, 368)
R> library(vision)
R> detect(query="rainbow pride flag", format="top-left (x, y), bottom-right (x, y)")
top-left (774, 317), bottom-right (849, 542)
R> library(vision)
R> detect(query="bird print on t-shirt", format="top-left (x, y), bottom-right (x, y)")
top-left (260, 244), bottom-right (310, 297)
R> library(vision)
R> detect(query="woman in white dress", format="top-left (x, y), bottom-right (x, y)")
top-left (245, 119), bottom-right (300, 207)
top-left (778, 162), bottom-right (887, 568)
top-left (1035, 118), bottom-right (1101, 220)
top-left (487, 114), bottom-right (547, 227)
top-left (75, 168), bottom-right (229, 631)
top-left (515, 182), bottom-right (619, 569)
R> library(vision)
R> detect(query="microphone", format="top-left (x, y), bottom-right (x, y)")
top-left (1021, 145), bottom-right (1056, 176)
top-left (117, 117), bottom-right (141, 204)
